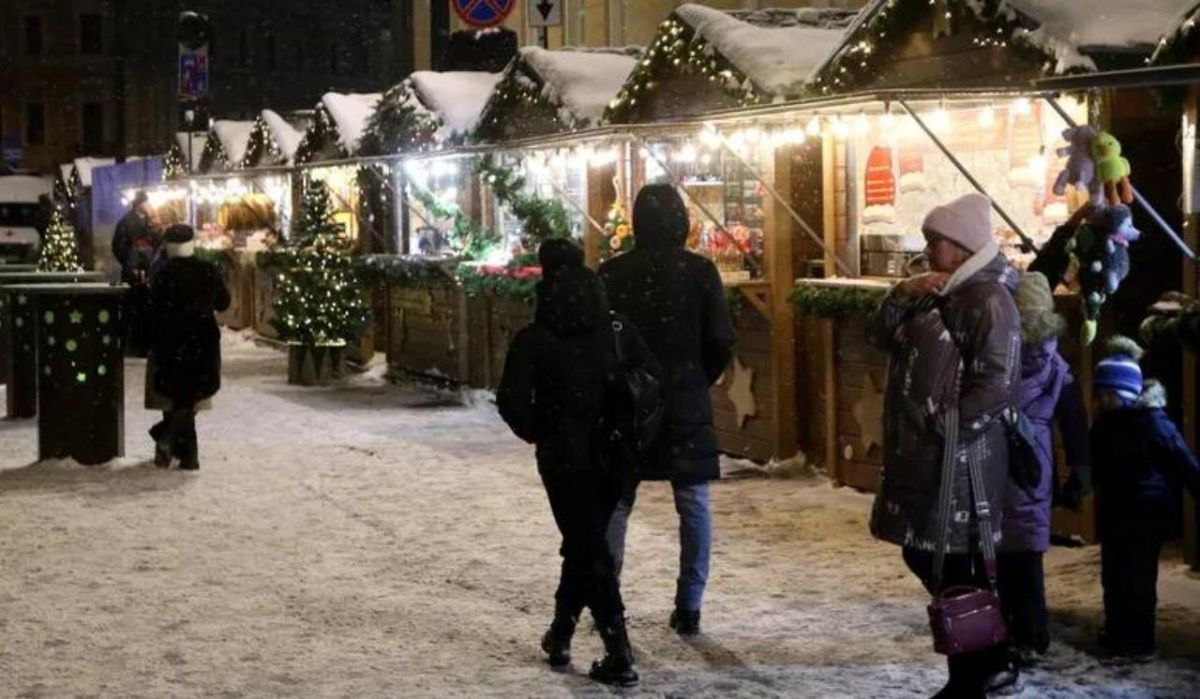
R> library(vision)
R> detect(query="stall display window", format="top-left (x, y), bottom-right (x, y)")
top-left (492, 152), bottom-right (588, 259)
top-left (405, 158), bottom-right (462, 257)
top-left (191, 177), bottom-right (290, 252)
top-left (851, 99), bottom-right (1086, 277)
top-left (642, 138), bottom-right (765, 282)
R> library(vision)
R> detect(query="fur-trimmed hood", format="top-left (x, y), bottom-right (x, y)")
top-left (1135, 379), bottom-right (1168, 409)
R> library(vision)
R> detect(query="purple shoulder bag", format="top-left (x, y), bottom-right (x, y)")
top-left (927, 405), bottom-right (1009, 656)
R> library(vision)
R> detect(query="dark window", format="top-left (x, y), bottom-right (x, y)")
top-left (329, 42), bottom-right (340, 76)
top-left (82, 103), bottom-right (104, 152)
top-left (238, 29), bottom-right (249, 68)
top-left (264, 33), bottom-right (277, 71)
top-left (25, 103), bottom-right (45, 145)
top-left (23, 16), bottom-right (43, 56)
top-left (79, 14), bottom-right (103, 54)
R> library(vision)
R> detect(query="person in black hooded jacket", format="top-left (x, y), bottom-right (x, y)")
top-left (497, 239), bottom-right (655, 687)
top-left (599, 184), bottom-right (735, 636)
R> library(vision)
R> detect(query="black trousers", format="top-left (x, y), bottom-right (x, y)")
top-left (997, 551), bottom-right (1049, 653)
top-left (540, 468), bottom-right (624, 623)
top-left (1101, 521), bottom-right (1162, 655)
top-left (903, 547), bottom-right (1010, 698)
top-left (150, 402), bottom-right (198, 462)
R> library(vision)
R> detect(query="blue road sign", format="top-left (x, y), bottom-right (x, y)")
top-left (452, 0), bottom-right (515, 28)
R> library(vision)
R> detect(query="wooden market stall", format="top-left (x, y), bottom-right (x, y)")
top-left (599, 4), bottom-right (860, 463)
top-left (196, 120), bottom-right (256, 175)
top-left (786, 0), bottom-right (1193, 540)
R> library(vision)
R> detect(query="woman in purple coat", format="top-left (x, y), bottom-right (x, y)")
top-left (998, 272), bottom-right (1091, 665)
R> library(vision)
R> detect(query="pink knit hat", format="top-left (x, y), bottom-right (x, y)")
top-left (921, 193), bottom-right (994, 253)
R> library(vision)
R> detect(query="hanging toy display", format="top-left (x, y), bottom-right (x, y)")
top-left (1091, 131), bottom-right (1134, 206)
top-left (1051, 125), bottom-right (1101, 206)
top-left (1067, 205), bottom-right (1142, 344)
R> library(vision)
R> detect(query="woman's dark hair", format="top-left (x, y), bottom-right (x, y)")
top-left (538, 238), bottom-right (584, 278)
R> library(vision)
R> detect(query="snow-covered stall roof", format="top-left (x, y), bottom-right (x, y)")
top-left (211, 120), bottom-right (255, 166)
top-left (675, 4), bottom-right (857, 97)
top-left (320, 92), bottom-right (382, 154)
top-left (73, 157), bottom-right (116, 188)
top-left (0, 175), bottom-right (52, 203)
top-left (519, 47), bottom-right (639, 125)
top-left (1149, 3), bottom-right (1200, 64)
top-left (408, 71), bottom-right (503, 139)
top-left (174, 132), bottom-right (208, 171)
top-left (262, 110), bottom-right (307, 163)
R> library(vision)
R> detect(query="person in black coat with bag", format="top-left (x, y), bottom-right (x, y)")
top-left (497, 239), bottom-right (656, 687)
top-left (148, 224), bottom-right (230, 470)
top-left (599, 184), bottom-right (735, 636)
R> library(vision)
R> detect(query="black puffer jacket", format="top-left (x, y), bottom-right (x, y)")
top-left (149, 255), bottom-right (231, 404)
top-left (599, 185), bottom-right (735, 483)
top-left (867, 251), bottom-right (1021, 553)
top-left (497, 265), bottom-right (654, 476)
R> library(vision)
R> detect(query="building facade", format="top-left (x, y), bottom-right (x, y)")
top-left (1, 0), bottom-right (413, 175)
top-left (411, 0), bottom-right (867, 70)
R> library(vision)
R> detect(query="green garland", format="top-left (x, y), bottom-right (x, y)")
top-left (358, 255), bottom-right (458, 288)
top-left (788, 284), bottom-right (888, 319)
top-left (359, 81), bottom-right (442, 156)
top-left (477, 156), bottom-right (572, 249)
top-left (602, 15), bottom-right (757, 125)
top-left (408, 181), bottom-right (501, 260)
top-left (293, 107), bottom-right (340, 165)
top-left (474, 66), bottom-right (562, 143)
top-left (455, 264), bottom-right (540, 303)
top-left (163, 143), bottom-right (188, 179)
top-left (240, 116), bottom-right (284, 168)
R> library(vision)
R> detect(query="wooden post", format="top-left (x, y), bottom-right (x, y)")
top-left (822, 317), bottom-right (838, 483)
top-left (766, 146), bottom-right (798, 461)
top-left (586, 162), bottom-right (618, 270)
top-left (822, 132), bottom-right (838, 278)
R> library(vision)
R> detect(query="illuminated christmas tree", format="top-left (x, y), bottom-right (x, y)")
top-left (38, 204), bottom-right (83, 272)
top-left (271, 180), bottom-right (368, 346)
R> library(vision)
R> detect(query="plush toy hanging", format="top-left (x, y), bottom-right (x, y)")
top-left (1052, 126), bottom-right (1101, 205)
top-left (1067, 204), bottom-right (1142, 344)
top-left (1091, 131), bottom-right (1134, 206)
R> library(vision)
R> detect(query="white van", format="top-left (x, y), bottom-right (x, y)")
top-left (0, 175), bottom-right (52, 263)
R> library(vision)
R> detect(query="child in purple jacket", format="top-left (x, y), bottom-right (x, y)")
top-left (999, 272), bottom-right (1091, 666)
top-left (1092, 337), bottom-right (1200, 662)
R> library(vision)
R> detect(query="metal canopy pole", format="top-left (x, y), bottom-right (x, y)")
top-left (1042, 93), bottom-right (1200, 264)
top-left (628, 134), bottom-right (764, 278)
top-left (897, 99), bottom-right (1038, 253)
top-left (717, 136), bottom-right (854, 277)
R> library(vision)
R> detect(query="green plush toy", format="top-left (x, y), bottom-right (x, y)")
top-left (1090, 131), bottom-right (1133, 206)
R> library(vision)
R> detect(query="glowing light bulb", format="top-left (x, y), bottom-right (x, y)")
top-left (978, 106), bottom-right (996, 128)
top-left (856, 112), bottom-right (870, 136)
top-left (1014, 97), bottom-right (1032, 116)
top-left (806, 116), bottom-right (822, 137)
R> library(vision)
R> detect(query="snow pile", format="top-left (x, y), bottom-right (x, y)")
top-left (1004, 0), bottom-right (1190, 50)
top-left (174, 133), bottom-right (208, 170)
top-left (261, 110), bottom-right (305, 163)
top-left (675, 3), bottom-right (856, 97)
top-left (72, 157), bottom-right (116, 188)
top-left (321, 92), bottom-right (383, 155)
top-left (520, 47), bottom-right (638, 126)
top-left (409, 71), bottom-right (504, 139)
top-left (0, 175), bottom-right (52, 203)
top-left (210, 120), bottom-right (255, 166)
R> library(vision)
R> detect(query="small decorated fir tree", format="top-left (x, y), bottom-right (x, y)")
top-left (38, 204), bottom-right (83, 272)
top-left (271, 180), bottom-right (368, 346)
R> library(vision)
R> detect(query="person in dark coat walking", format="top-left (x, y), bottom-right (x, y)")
top-left (1091, 338), bottom-right (1200, 662)
top-left (868, 193), bottom-right (1022, 698)
top-left (599, 184), bottom-right (735, 636)
top-left (113, 191), bottom-right (160, 356)
top-left (147, 224), bottom-right (230, 470)
top-left (497, 239), bottom-right (655, 687)
top-left (997, 271), bottom-right (1091, 666)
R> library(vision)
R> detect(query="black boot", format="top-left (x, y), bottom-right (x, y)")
top-left (589, 615), bottom-right (638, 687)
top-left (154, 441), bottom-right (171, 468)
top-left (540, 613), bottom-right (577, 667)
top-left (669, 608), bottom-right (701, 636)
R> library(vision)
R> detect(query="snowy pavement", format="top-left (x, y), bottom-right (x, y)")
top-left (1, 332), bottom-right (1198, 697)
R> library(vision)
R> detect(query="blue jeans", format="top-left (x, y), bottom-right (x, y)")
top-left (605, 480), bottom-right (712, 612)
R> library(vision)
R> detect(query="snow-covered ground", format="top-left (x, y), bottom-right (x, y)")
top-left (1, 332), bottom-right (1198, 697)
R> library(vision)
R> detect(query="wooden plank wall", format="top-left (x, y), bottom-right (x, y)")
top-left (832, 317), bottom-right (886, 492)
top-left (386, 285), bottom-right (467, 382)
top-left (712, 304), bottom-right (777, 463)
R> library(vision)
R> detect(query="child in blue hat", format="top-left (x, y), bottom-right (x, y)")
top-left (1091, 337), bottom-right (1200, 662)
